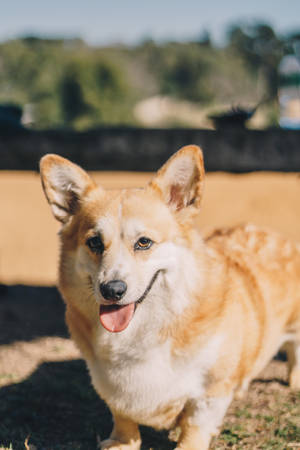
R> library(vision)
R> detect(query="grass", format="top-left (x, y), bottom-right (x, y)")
top-left (212, 382), bottom-right (300, 449)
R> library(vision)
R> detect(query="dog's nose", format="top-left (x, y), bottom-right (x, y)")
top-left (100, 280), bottom-right (127, 301)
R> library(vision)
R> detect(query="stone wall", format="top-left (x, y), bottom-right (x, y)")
top-left (0, 127), bottom-right (300, 172)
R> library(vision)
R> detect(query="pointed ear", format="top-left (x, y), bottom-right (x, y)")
top-left (40, 154), bottom-right (96, 223)
top-left (149, 145), bottom-right (205, 212)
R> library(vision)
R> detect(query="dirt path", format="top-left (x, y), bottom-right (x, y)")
top-left (1, 170), bottom-right (300, 284)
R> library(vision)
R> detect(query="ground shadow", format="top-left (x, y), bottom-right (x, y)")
top-left (0, 285), bottom-right (173, 449)
top-left (252, 377), bottom-right (289, 387)
top-left (0, 359), bottom-right (174, 450)
top-left (0, 284), bottom-right (67, 345)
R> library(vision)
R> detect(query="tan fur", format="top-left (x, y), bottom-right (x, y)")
top-left (100, 413), bottom-right (141, 449)
top-left (40, 146), bottom-right (300, 450)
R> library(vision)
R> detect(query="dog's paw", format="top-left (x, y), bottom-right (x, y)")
top-left (99, 438), bottom-right (141, 450)
top-left (168, 426), bottom-right (181, 442)
top-left (99, 439), bottom-right (123, 449)
top-left (174, 445), bottom-right (206, 450)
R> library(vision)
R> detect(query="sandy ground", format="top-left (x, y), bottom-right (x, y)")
top-left (1, 170), bottom-right (300, 449)
top-left (1, 170), bottom-right (300, 285)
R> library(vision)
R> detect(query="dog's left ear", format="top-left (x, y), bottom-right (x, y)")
top-left (40, 154), bottom-right (96, 223)
top-left (149, 145), bottom-right (205, 212)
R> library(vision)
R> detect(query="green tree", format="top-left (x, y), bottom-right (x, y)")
top-left (60, 63), bottom-right (90, 126)
top-left (160, 44), bottom-right (214, 103)
top-left (58, 55), bottom-right (132, 128)
top-left (228, 23), bottom-right (284, 99)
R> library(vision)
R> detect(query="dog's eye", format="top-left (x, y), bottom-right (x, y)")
top-left (86, 236), bottom-right (104, 254)
top-left (134, 237), bottom-right (153, 251)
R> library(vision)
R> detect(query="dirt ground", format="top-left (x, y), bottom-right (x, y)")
top-left (1, 170), bottom-right (300, 285)
top-left (1, 170), bottom-right (300, 449)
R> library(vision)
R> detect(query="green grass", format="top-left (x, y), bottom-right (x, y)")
top-left (213, 382), bottom-right (300, 449)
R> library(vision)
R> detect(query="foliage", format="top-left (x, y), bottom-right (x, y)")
top-left (150, 43), bottom-right (213, 103)
top-left (59, 56), bottom-right (131, 128)
top-left (227, 22), bottom-right (285, 99)
top-left (0, 23), bottom-right (298, 129)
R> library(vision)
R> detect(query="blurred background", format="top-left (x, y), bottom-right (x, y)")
top-left (0, 0), bottom-right (300, 130)
top-left (1, 2), bottom-right (300, 449)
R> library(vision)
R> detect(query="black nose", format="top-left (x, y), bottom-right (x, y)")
top-left (100, 280), bottom-right (127, 301)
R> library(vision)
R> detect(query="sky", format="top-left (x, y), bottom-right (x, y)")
top-left (1, 0), bottom-right (300, 45)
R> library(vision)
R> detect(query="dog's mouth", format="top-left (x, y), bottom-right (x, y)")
top-left (99, 269), bottom-right (162, 333)
top-left (99, 303), bottom-right (136, 333)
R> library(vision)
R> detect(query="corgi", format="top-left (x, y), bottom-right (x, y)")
top-left (40, 145), bottom-right (300, 450)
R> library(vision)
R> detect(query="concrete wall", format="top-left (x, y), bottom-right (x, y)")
top-left (0, 127), bottom-right (300, 172)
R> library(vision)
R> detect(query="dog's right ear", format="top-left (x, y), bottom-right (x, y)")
top-left (149, 145), bottom-right (205, 213)
top-left (40, 154), bottom-right (96, 223)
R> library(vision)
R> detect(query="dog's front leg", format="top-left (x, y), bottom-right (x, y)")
top-left (174, 394), bottom-right (232, 450)
top-left (100, 412), bottom-right (141, 450)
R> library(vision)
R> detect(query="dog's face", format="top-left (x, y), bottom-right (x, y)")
top-left (40, 145), bottom-right (205, 333)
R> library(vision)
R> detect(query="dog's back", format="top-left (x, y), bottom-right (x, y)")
top-left (204, 223), bottom-right (300, 395)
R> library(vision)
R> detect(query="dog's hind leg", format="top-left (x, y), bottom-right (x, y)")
top-left (100, 412), bottom-right (141, 450)
top-left (286, 339), bottom-right (300, 391)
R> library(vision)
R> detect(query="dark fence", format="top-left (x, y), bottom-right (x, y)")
top-left (0, 127), bottom-right (300, 172)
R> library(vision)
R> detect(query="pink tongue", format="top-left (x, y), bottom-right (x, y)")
top-left (99, 303), bottom-right (135, 333)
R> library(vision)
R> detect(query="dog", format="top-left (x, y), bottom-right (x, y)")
top-left (40, 145), bottom-right (300, 450)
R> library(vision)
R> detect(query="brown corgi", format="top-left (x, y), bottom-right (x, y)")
top-left (40, 145), bottom-right (300, 449)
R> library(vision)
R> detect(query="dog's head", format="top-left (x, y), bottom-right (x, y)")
top-left (40, 145), bottom-right (205, 334)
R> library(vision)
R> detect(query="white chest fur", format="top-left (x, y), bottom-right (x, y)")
top-left (86, 331), bottom-right (223, 428)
